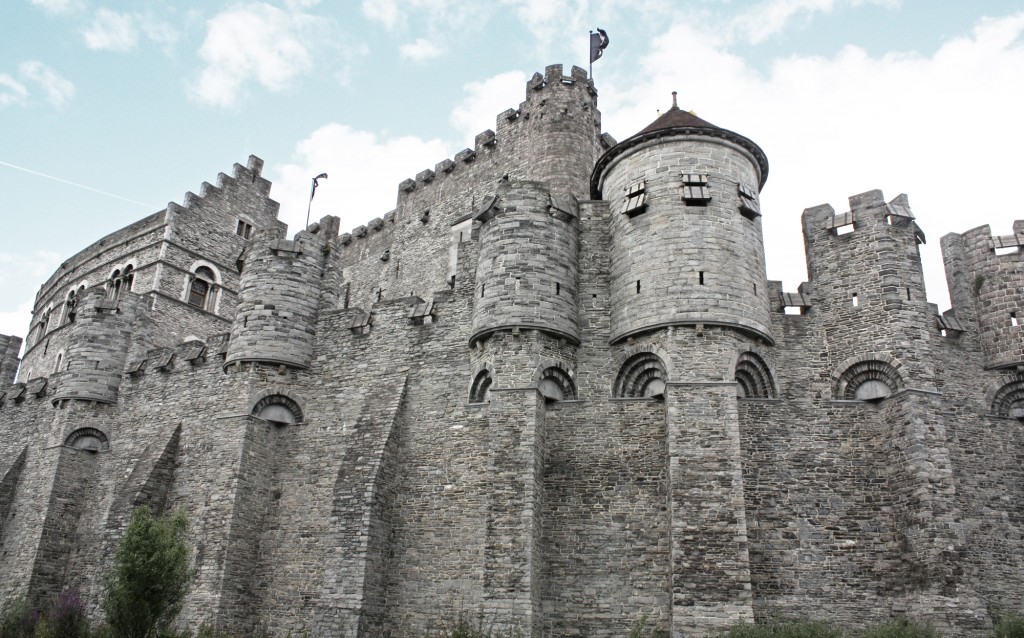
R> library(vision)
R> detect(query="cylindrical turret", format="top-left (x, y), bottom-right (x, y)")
top-left (224, 232), bottom-right (326, 370)
top-left (592, 104), bottom-right (772, 344)
top-left (520, 64), bottom-right (603, 200)
top-left (51, 287), bottom-right (142, 404)
top-left (470, 181), bottom-right (580, 346)
top-left (941, 220), bottom-right (1024, 370)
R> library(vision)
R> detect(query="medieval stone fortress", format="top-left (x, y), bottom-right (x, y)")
top-left (0, 63), bottom-right (1021, 637)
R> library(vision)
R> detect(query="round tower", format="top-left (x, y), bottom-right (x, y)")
top-left (51, 287), bottom-right (142, 404)
top-left (470, 180), bottom-right (580, 347)
top-left (519, 64), bottom-right (603, 200)
top-left (224, 232), bottom-right (327, 370)
top-left (592, 98), bottom-right (772, 345)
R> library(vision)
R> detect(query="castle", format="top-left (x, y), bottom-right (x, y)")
top-left (0, 63), bottom-right (1022, 638)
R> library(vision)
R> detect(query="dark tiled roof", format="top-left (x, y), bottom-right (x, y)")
top-left (636, 107), bottom-right (722, 135)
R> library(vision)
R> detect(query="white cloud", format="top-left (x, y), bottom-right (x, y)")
top-left (601, 11), bottom-right (1024, 307)
top-left (83, 9), bottom-right (139, 51)
top-left (82, 9), bottom-right (180, 53)
top-left (30, 0), bottom-right (82, 15)
top-left (191, 3), bottom-right (323, 108)
top-left (0, 75), bottom-right (29, 108)
top-left (400, 38), bottom-right (444, 62)
top-left (729, 0), bottom-right (900, 44)
top-left (361, 0), bottom-right (401, 29)
top-left (271, 124), bottom-right (451, 236)
top-left (449, 70), bottom-right (527, 146)
top-left (0, 62), bottom-right (73, 109)
top-left (19, 61), bottom-right (75, 108)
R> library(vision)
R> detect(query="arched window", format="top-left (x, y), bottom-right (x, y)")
top-left (735, 352), bottom-right (776, 399)
top-left (537, 366), bottom-right (577, 402)
top-left (107, 269), bottom-right (122, 300)
top-left (64, 284), bottom-right (86, 323)
top-left (186, 265), bottom-right (219, 313)
top-left (991, 376), bottom-right (1024, 419)
top-left (469, 369), bottom-right (492, 403)
top-left (65, 427), bottom-right (109, 453)
top-left (251, 394), bottom-right (304, 426)
top-left (613, 352), bottom-right (667, 398)
top-left (54, 351), bottom-right (64, 374)
top-left (834, 357), bottom-right (903, 402)
top-left (122, 265), bottom-right (134, 293)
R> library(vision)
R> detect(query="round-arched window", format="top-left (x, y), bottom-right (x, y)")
top-left (65, 427), bottom-right (109, 453)
top-left (251, 394), bottom-right (303, 426)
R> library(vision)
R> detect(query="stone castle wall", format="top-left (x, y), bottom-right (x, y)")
top-left (0, 64), bottom-right (1022, 638)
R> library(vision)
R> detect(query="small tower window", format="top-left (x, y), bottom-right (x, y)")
top-left (1013, 312), bottom-right (1019, 327)
top-left (623, 180), bottom-right (647, 217)
top-left (738, 183), bottom-right (760, 219)
top-left (852, 293), bottom-right (859, 307)
top-left (236, 219), bottom-right (253, 239)
top-left (681, 173), bottom-right (711, 205)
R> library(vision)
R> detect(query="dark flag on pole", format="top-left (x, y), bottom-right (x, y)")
top-left (590, 28), bottom-right (609, 63)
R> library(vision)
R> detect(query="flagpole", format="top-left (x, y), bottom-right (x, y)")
top-left (305, 178), bottom-right (315, 231)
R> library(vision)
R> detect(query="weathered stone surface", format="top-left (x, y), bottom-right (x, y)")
top-left (0, 64), bottom-right (1021, 638)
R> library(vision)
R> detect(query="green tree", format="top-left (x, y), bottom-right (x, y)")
top-left (103, 507), bottom-right (192, 638)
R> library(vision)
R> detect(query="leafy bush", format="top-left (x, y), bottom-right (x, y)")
top-left (854, 618), bottom-right (940, 638)
top-left (103, 507), bottom-right (192, 638)
top-left (993, 614), bottom-right (1024, 638)
top-left (720, 619), bottom-right (842, 638)
top-left (1, 597), bottom-right (40, 638)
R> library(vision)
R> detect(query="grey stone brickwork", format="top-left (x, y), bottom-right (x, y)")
top-left (0, 64), bottom-right (1022, 638)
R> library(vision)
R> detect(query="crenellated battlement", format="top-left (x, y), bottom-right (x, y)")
top-left (941, 219), bottom-right (1024, 369)
top-left (5, 62), bottom-right (1024, 638)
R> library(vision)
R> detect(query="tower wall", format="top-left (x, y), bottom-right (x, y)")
top-left (520, 64), bottom-right (602, 199)
top-left (801, 190), bottom-right (934, 387)
top-left (940, 220), bottom-right (1024, 369)
top-left (51, 288), bottom-right (142, 404)
top-left (225, 232), bottom-right (329, 370)
top-left (602, 135), bottom-right (771, 344)
top-left (0, 335), bottom-right (21, 385)
top-left (470, 181), bottom-right (580, 346)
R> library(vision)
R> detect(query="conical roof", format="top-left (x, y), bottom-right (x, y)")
top-left (590, 96), bottom-right (769, 199)
top-left (636, 105), bottom-right (723, 135)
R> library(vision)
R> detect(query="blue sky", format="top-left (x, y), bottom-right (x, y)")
top-left (2, 0), bottom-right (1023, 344)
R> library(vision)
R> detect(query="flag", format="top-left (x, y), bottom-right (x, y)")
top-left (590, 28), bottom-right (609, 63)
top-left (311, 173), bottom-right (328, 200)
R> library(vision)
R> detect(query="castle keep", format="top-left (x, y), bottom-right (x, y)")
top-left (1, 64), bottom-right (1022, 637)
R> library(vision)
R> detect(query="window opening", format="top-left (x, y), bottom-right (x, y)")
top-left (738, 182), bottom-right (760, 219)
top-left (636, 280), bottom-right (641, 294)
top-left (681, 173), bottom-right (711, 205)
top-left (699, 271), bottom-right (705, 285)
top-left (556, 282), bottom-right (560, 295)
top-left (54, 353), bottom-right (63, 373)
top-left (852, 293), bottom-right (859, 307)
top-left (623, 180), bottom-right (647, 216)
top-left (108, 269), bottom-right (121, 300)
top-left (1013, 312), bottom-right (1019, 327)
top-left (236, 219), bottom-right (253, 239)
top-left (189, 266), bottom-right (215, 310)
top-left (122, 265), bottom-right (134, 293)
top-left (906, 288), bottom-right (911, 301)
